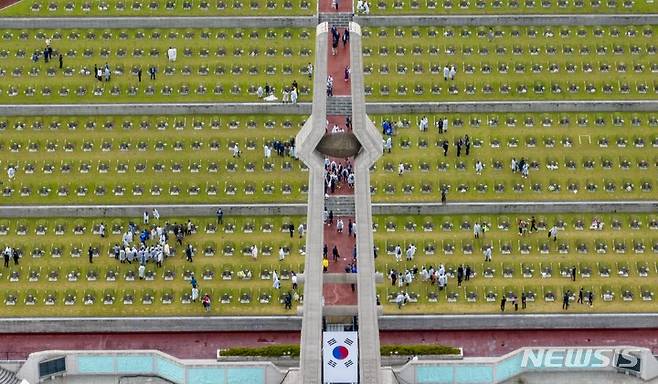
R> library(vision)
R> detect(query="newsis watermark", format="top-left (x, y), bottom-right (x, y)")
top-left (521, 348), bottom-right (642, 370)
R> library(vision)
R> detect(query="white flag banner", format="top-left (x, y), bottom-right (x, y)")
top-left (323, 331), bottom-right (358, 383)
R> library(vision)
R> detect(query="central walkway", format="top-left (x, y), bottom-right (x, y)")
top-left (322, 8), bottom-right (356, 307)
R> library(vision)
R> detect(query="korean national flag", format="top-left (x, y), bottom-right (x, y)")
top-left (323, 331), bottom-right (358, 383)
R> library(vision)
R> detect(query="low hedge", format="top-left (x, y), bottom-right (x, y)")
top-left (221, 344), bottom-right (459, 357)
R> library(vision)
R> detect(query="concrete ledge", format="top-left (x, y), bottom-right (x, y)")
top-left (0, 316), bottom-right (302, 333)
top-left (355, 14), bottom-right (658, 27)
top-left (1, 201), bottom-right (655, 218)
top-left (0, 16), bottom-right (317, 28)
top-left (0, 103), bottom-right (312, 116)
top-left (4, 313), bottom-right (658, 333)
top-left (378, 313), bottom-right (658, 330)
top-left (365, 100), bottom-right (658, 114)
top-left (3, 100), bottom-right (658, 116)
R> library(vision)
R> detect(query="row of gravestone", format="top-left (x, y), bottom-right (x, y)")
top-left (362, 81), bottom-right (657, 97)
top-left (27, 0), bottom-right (310, 12)
top-left (361, 26), bottom-right (654, 40)
top-left (2, 83), bottom-right (311, 98)
top-left (3, 29), bottom-right (313, 42)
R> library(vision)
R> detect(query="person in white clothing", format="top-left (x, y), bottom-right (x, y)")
top-left (549, 225), bottom-right (559, 241)
top-left (138, 264), bottom-right (146, 279)
top-left (484, 246), bottom-right (492, 262)
top-left (264, 145), bottom-right (271, 159)
top-left (443, 65), bottom-right (450, 80)
top-left (298, 223), bottom-right (305, 238)
top-left (192, 287), bottom-right (199, 302)
top-left (290, 88), bottom-right (298, 104)
top-left (398, 162), bottom-right (405, 175)
top-left (251, 244), bottom-right (258, 260)
top-left (152, 208), bottom-right (160, 220)
top-left (7, 166), bottom-right (15, 180)
top-left (475, 160), bottom-right (484, 175)
top-left (449, 65), bottom-right (456, 80)
top-left (143, 210), bottom-right (149, 224)
top-left (278, 247), bottom-right (285, 261)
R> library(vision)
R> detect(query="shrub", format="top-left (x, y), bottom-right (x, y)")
top-left (221, 344), bottom-right (459, 357)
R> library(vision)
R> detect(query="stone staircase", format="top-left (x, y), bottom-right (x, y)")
top-left (324, 194), bottom-right (355, 217)
top-left (0, 368), bottom-right (20, 384)
top-left (318, 12), bottom-right (353, 26)
top-left (326, 95), bottom-right (352, 115)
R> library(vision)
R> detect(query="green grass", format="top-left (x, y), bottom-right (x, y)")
top-left (0, 216), bottom-right (306, 316)
top-left (0, 212), bottom-right (656, 316)
top-left (357, 0), bottom-right (656, 14)
top-left (370, 111), bottom-right (657, 202)
top-left (0, 111), bottom-right (655, 204)
top-left (0, 0), bottom-right (316, 16)
top-left (376, 213), bottom-right (658, 314)
top-left (0, 27), bottom-right (314, 103)
top-left (362, 25), bottom-right (658, 101)
top-left (0, 114), bottom-right (307, 204)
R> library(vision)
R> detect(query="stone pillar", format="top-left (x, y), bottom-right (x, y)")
top-left (349, 22), bottom-right (383, 384)
top-left (295, 23), bottom-right (330, 384)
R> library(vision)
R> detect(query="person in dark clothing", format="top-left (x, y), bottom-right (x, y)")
top-left (59, 54), bottom-right (63, 69)
top-left (521, 292), bottom-right (527, 309)
top-left (465, 265), bottom-right (471, 281)
top-left (457, 265), bottom-right (464, 287)
top-left (500, 296), bottom-right (506, 311)
top-left (562, 291), bottom-right (570, 310)
top-left (283, 292), bottom-right (292, 310)
top-left (588, 291), bottom-right (594, 306)
top-left (328, 210), bottom-right (334, 224)
top-left (530, 216), bottom-right (537, 232)
top-left (348, 219), bottom-right (353, 236)
top-left (289, 223), bottom-right (294, 238)
top-left (442, 140), bottom-right (449, 156)
top-left (373, 245), bottom-right (377, 258)
top-left (390, 270), bottom-right (397, 286)
top-left (323, 243), bottom-right (328, 258)
top-left (149, 66), bottom-right (156, 80)
top-left (137, 67), bottom-right (142, 82)
top-left (438, 119), bottom-right (444, 133)
top-left (12, 249), bottom-right (19, 265)
top-left (342, 29), bottom-right (350, 47)
top-left (332, 245), bottom-right (339, 262)
top-left (3, 250), bottom-right (9, 267)
top-left (186, 244), bottom-right (194, 262)
top-left (441, 189), bottom-right (447, 205)
top-left (577, 288), bottom-right (584, 304)
top-left (571, 266), bottom-right (577, 281)
top-left (456, 140), bottom-right (462, 157)
top-left (216, 208), bottom-right (223, 224)
top-left (43, 48), bottom-right (49, 62)
top-left (88, 246), bottom-right (94, 264)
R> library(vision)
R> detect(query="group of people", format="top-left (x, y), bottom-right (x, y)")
top-left (441, 134), bottom-right (471, 157)
top-left (257, 81), bottom-right (300, 104)
top-left (93, 63), bottom-right (112, 82)
top-left (324, 158), bottom-right (355, 194)
top-left (511, 157), bottom-right (530, 178)
top-left (330, 25), bottom-right (349, 56)
top-left (356, 0), bottom-right (370, 13)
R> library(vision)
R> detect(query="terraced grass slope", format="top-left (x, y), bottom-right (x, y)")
top-left (0, 28), bottom-right (314, 103)
top-left (361, 25), bottom-right (658, 100)
top-left (0, 112), bottom-right (654, 204)
top-left (375, 213), bottom-right (658, 313)
top-left (0, 213), bottom-right (656, 316)
top-left (0, 216), bottom-right (306, 316)
top-left (356, 0), bottom-right (655, 14)
top-left (0, 114), bottom-right (306, 204)
top-left (0, 0), bottom-right (316, 16)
